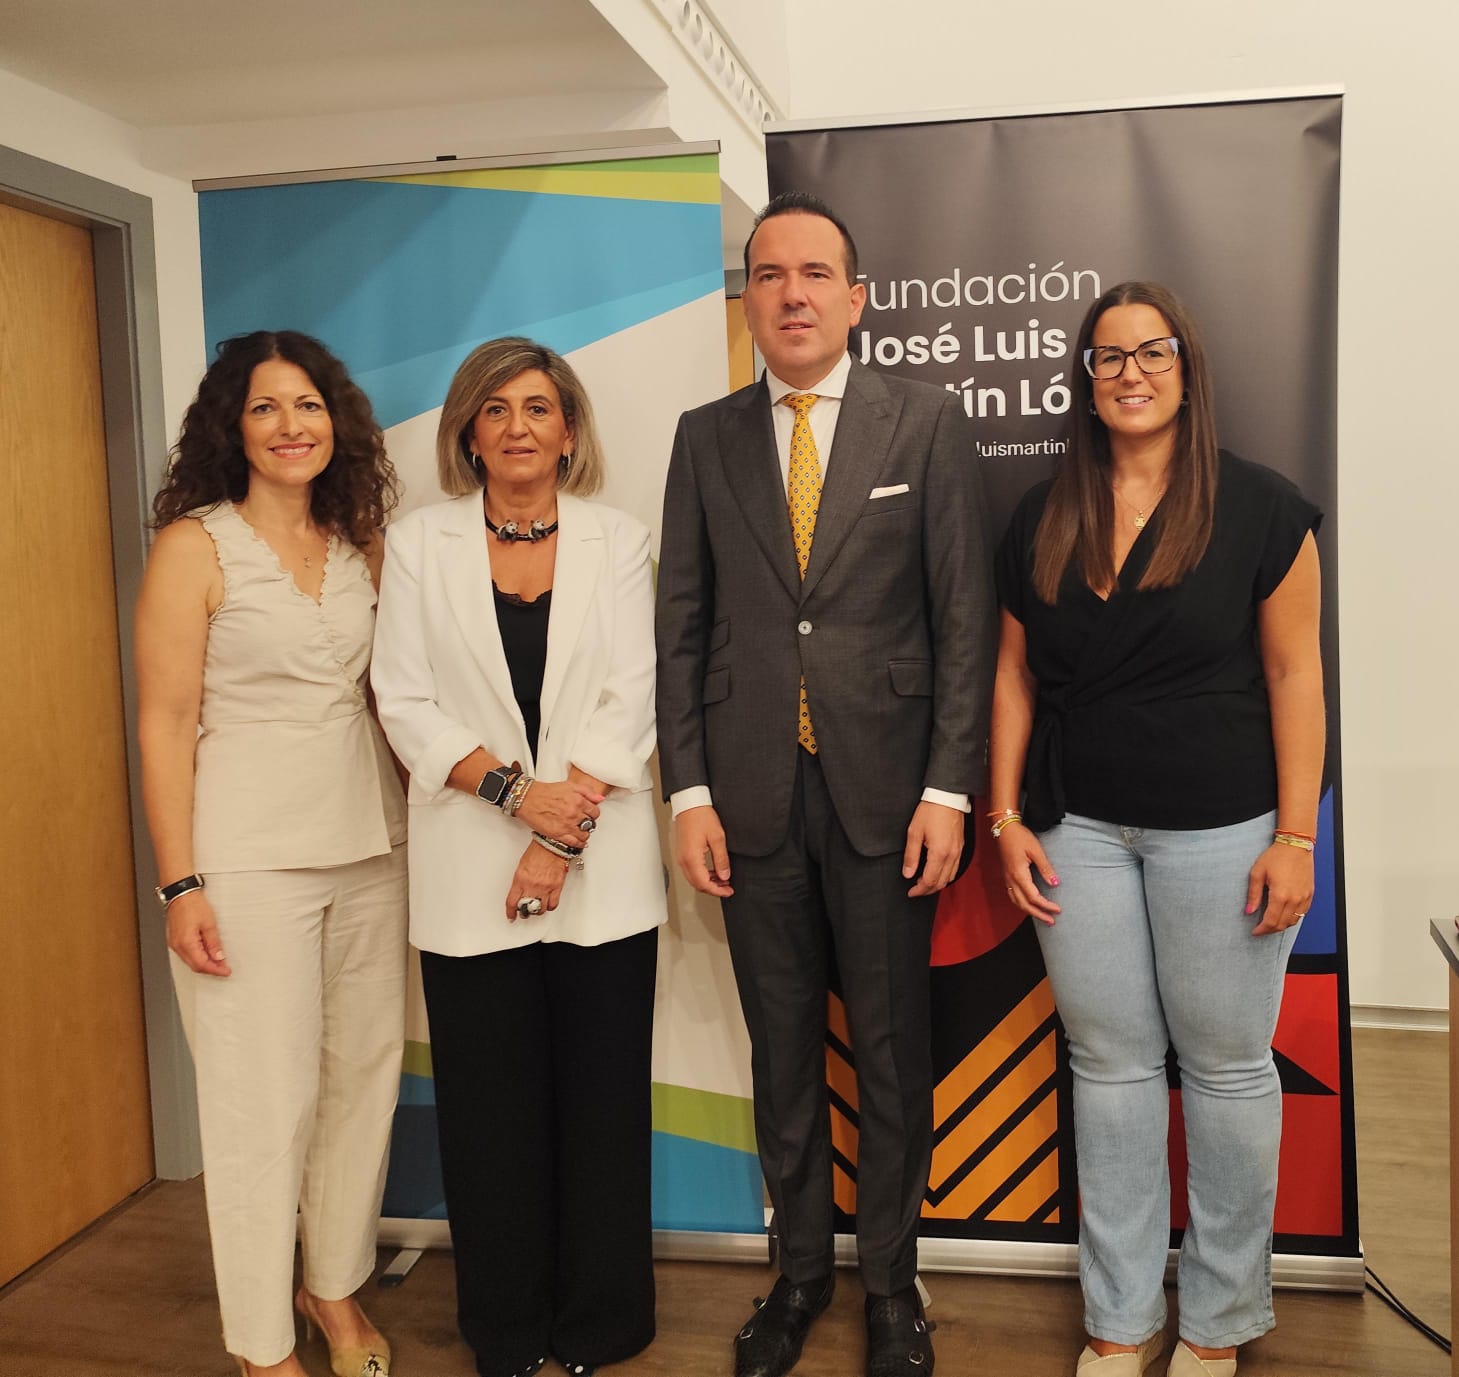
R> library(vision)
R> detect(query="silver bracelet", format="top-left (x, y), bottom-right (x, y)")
top-left (532, 832), bottom-right (585, 871)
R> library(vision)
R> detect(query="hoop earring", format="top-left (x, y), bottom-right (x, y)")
top-left (469, 452), bottom-right (484, 480)
top-left (558, 451), bottom-right (572, 477)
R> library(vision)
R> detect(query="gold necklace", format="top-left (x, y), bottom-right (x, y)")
top-left (1112, 483), bottom-right (1165, 530)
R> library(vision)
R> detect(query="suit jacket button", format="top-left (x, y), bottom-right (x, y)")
top-left (797, 620), bottom-right (813, 636)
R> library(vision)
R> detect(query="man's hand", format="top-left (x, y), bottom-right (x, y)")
top-left (674, 805), bottom-right (734, 898)
top-left (903, 801), bottom-right (964, 897)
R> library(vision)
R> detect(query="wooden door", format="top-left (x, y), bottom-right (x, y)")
top-left (0, 198), bottom-right (154, 1285)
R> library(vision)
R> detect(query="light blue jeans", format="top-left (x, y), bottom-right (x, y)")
top-left (1032, 811), bottom-right (1298, 1349)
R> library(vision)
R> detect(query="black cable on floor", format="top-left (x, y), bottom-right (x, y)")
top-left (1365, 1265), bottom-right (1451, 1354)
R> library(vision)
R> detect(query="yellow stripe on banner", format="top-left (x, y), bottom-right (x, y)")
top-left (373, 167), bottom-right (719, 204)
top-left (924, 1087), bottom-right (1057, 1219)
top-left (932, 979), bottom-right (1055, 1124)
top-left (985, 1149), bottom-right (1061, 1224)
top-left (929, 1030), bottom-right (1057, 1189)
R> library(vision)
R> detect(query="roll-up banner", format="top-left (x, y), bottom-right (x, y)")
top-left (767, 92), bottom-right (1359, 1285)
top-left (195, 143), bottom-right (767, 1252)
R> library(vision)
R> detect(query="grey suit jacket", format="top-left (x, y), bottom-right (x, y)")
top-left (655, 359), bottom-right (996, 858)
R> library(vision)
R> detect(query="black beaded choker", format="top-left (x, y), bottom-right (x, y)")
top-left (485, 513), bottom-right (559, 542)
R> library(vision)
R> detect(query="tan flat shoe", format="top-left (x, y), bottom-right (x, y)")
top-left (1076, 1332), bottom-right (1165, 1374)
top-left (1166, 1340), bottom-right (1236, 1377)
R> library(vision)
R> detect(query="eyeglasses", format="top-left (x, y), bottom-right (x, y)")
top-left (1082, 337), bottom-right (1180, 380)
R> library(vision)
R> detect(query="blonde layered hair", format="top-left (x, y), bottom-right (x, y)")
top-left (436, 337), bottom-right (605, 498)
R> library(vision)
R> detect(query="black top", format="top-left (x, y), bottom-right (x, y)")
top-left (494, 584), bottom-right (552, 760)
top-left (996, 451), bottom-right (1321, 832)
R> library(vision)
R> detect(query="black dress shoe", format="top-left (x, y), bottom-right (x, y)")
top-left (864, 1288), bottom-right (934, 1377)
top-left (734, 1274), bottom-right (835, 1377)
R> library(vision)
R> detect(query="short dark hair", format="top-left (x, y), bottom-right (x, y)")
top-left (743, 191), bottom-right (859, 284)
top-left (153, 330), bottom-right (397, 547)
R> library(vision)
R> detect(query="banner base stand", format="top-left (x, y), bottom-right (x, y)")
top-left (377, 1247), bottom-right (425, 1288)
top-left (378, 1220), bottom-right (1363, 1292)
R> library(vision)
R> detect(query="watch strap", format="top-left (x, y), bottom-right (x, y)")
top-left (156, 873), bottom-right (206, 908)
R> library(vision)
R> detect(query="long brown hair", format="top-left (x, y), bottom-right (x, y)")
top-left (1030, 281), bottom-right (1219, 603)
top-left (152, 330), bottom-right (397, 547)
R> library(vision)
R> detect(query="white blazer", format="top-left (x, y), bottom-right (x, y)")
top-left (372, 491), bottom-right (667, 957)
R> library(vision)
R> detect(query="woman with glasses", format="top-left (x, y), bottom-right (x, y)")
top-left (989, 282), bottom-right (1323, 1377)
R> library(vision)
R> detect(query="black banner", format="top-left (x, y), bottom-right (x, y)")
top-left (769, 94), bottom-right (1356, 1263)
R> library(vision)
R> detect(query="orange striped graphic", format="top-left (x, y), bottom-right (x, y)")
top-left (822, 983), bottom-right (1063, 1225)
top-left (827, 993), bottom-right (859, 1214)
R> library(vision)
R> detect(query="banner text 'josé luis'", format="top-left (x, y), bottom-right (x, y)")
top-left (853, 258), bottom-right (1105, 455)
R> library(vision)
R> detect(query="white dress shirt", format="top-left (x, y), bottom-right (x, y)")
top-left (670, 353), bottom-right (970, 822)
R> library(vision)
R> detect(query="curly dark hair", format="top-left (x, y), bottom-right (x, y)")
top-left (152, 330), bottom-right (397, 546)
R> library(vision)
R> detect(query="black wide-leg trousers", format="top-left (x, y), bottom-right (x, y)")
top-left (721, 748), bottom-right (936, 1297)
top-left (420, 928), bottom-right (658, 1377)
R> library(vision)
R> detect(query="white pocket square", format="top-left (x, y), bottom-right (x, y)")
top-left (869, 483), bottom-right (910, 499)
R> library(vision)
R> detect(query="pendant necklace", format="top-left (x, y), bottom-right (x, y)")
top-left (1112, 483), bottom-right (1164, 530)
top-left (485, 512), bottom-right (559, 542)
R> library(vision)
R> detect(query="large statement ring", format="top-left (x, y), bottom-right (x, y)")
top-left (516, 897), bottom-right (544, 917)
top-left (578, 818), bottom-right (596, 833)
top-left (1294, 911), bottom-right (1307, 920)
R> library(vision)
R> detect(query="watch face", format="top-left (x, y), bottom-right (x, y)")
top-left (478, 769), bottom-right (509, 804)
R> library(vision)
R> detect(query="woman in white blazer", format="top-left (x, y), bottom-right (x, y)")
top-left (371, 338), bottom-right (665, 1377)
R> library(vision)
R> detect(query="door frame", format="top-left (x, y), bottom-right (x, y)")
top-left (0, 144), bottom-right (200, 1179)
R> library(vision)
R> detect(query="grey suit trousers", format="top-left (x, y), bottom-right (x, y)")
top-left (720, 748), bottom-right (935, 1296)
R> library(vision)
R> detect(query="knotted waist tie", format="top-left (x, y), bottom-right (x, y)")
top-left (1022, 686), bottom-right (1072, 833)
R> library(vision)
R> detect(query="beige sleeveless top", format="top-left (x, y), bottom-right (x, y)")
top-left (192, 503), bottom-right (406, 872)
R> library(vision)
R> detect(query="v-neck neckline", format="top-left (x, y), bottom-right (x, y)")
top-left (231, 503), bottom-right (335, 606)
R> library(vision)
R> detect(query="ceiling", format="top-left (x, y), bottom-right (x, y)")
top-left (0, 0), bottom-right (663, 127)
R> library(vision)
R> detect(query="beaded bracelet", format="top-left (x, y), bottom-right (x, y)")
top-left (502, 773), bottom-right (534, 818)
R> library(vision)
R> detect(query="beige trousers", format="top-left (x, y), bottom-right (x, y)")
top-left (170, 844), bottom-right (408, 1365)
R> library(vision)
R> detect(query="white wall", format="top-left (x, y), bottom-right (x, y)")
top-left (781, 0), bottom-right (1458, 1013)
top-left (702, 0), bottom-right (790, 112)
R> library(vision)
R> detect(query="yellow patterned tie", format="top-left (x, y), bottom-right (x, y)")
top-left (783, 392), bottom-right (821, 753)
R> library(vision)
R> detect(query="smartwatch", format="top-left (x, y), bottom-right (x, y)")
top-left (476, 766), bottom-right (517, 808)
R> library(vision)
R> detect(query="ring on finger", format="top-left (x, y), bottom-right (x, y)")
top-left (516, 896), bottom-right (544, 918)
top-left (578, 817), bottom-right (596, 833)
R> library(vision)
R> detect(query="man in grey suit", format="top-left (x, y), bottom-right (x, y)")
top-left (655, 192), bottom-right (995, 1377)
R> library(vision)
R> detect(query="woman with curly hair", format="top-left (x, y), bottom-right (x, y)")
top-left (136, 330), bottom-right (407, 1377)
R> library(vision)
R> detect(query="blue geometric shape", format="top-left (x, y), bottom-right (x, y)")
top-left (1292, 788), bottom-right (1337, 956)
top-left (395, 1070), bottom-right (436, 1107)
top-left (381, 1102), bottom-right (447, 1220)
top-left (354, 272), bottom-right (722, 431)
top-left (652, 1131), bottom-right (765, 1234)
top-left (198, 180), bottom-right (723, 429)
